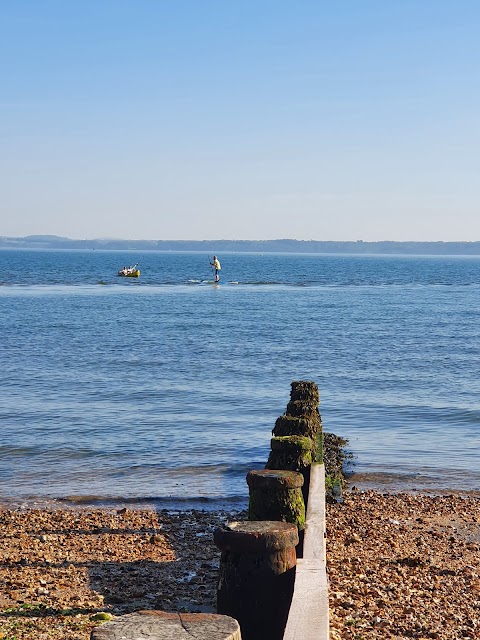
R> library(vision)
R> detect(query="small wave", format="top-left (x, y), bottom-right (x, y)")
top-left (0, 493), bottom-right (248, 512)
top-left (240, 280), bottom-right (283, 285)
top-left (5, 279), bottom-right (479, 291)
top-left (112, 461), bottom-right (264, 477)
top-left (347, 469), bottom-right (480, 496)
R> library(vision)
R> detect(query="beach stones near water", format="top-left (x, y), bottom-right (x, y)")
top-left (90, 610), bottom-right (242, 639)
top-left (247, 469), bottom-right (305, 530)
top-left (214, 520), bottom-right (298, 640)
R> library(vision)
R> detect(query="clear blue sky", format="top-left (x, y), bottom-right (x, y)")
top-left (1, 1), bottom-right (479, 241)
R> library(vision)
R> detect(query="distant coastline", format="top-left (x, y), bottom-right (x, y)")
top-left (2, 234), bottom-right (480, 255)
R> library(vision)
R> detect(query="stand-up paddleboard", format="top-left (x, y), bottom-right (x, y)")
top-left (187, 279), bottom-right (241, 285)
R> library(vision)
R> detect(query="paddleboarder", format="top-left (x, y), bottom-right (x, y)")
top-left (210, 256), bottom-right (221, 282)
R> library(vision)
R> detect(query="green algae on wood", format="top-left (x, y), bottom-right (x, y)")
top-left (273, 415), bottom-right (319, 440)
top-left (266, 435), bottom-right (314, 472)
top-left (289, 381), bottom-right (319, 404)
top-left (285, 398), bottom-right (322, 420)
top-left (247, 470), bottom-right (306, 530)
top-left (316, 430), bottom-right (324, 464)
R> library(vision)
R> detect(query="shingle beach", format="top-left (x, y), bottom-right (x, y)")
top-left (1, 492), bottom-right (479, 639)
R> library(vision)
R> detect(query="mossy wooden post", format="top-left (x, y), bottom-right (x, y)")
top-left (273, 415), bottom-right (318, 440)
top-left (91, 610), bottom-right (242, 639)
top-left (266, 435), bottom-right (314, 506)
top-left (274, 380), bottom-right (323, 478)
top-left (266, 435), bottom-right (314, 471)
top-left (214, 520), bottom-right (298, 640)
top-left (290, 380), bottom-right (319, 404)
top-left (247, 469), bottom-right (305, 530)
top-left (285, 399), bottom-right (321, 421)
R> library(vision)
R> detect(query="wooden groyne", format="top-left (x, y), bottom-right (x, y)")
top-left (91, 380), bottom-right (329, 640)
top-left (215, 380), bottom-right (329, 639)
top-left (265, 381), bottom-right (329, 639)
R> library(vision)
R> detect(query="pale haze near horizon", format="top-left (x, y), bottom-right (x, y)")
top-left (1, 1), bottom-right (479, 242)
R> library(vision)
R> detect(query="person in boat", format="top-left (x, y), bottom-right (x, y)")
top-left (121, 266), bottom-right (128, 275)
top-left (210, 256), bottom-right (221, 282)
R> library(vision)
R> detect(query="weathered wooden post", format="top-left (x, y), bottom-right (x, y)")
top-left (266, 434), bottom-right (315, 504)
top-left (268, 381), bottom-right (323, 500)
top-left (289, 380), bottom-right (320, 405)
top-left (286, 382), bottom-right (322, 456)
top-left (91, 610), bottom-right (242, 639)
top-left (273, 414), bottom-right (318, 439)
top-left (214, 520), bottom-right (298, 640)
top-left (246, 469), bottom-right (305, 531)
top-left (266, 435), bottom-right (314, 471)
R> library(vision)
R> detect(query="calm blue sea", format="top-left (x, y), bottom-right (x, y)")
top-left (1, 249), bottom-right (479, 508)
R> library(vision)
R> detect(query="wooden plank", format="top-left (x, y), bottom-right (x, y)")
top-left (91, 610), bottom-right (242, 640)
top-left (284, 462), bottom-right (329, 640)
top-left (283, 558), bottom-right (329, 640)
top-left (303, 462), bottom-right (327, 561)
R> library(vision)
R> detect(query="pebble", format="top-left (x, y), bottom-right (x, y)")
top-left (0, 506), bottom-right (236, 639)
top-left (327, 491), bottom-right (480, 640)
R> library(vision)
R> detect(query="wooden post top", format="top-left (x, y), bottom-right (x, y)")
top-left (214, 520), bottom-right (299, 553)
top-left (247, 469), bottom-right (304, 489)
top-left (91, 610), bottom-right (242, 640)
top-left (270, 435), bottom-right (314, 451)
top-left (290, 381), bottom-right (319, 404)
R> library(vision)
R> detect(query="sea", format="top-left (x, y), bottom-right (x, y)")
top-left (1, 249), bottom-right (479, 510)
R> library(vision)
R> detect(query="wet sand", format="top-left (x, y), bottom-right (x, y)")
top-left (1, 492), bottom-right (479, 639)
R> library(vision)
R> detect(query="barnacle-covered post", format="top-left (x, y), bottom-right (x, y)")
top-left (214, 520), bottom-right (298, 640)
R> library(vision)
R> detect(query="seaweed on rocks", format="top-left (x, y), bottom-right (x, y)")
top-left (323, 433), bottom-right (352, 503)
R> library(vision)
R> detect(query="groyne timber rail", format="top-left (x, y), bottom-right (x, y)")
top-left (284, 461), bottom-right (329, 640)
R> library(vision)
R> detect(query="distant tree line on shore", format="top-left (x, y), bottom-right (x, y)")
top-left (2, 235), bottom-right (480, 255)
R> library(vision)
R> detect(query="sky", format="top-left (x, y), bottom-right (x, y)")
top-left (1, 1), bottom-right (479, 242)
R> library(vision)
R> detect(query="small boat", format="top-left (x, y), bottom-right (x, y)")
top-left (118, 265), bottom-right (140, 277)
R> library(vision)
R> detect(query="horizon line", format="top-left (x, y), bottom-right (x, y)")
top-left (2, 235), bottom-right (480, 244)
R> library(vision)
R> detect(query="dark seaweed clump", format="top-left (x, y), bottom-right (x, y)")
top-left (323, 433), bottom-right (353, 502)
